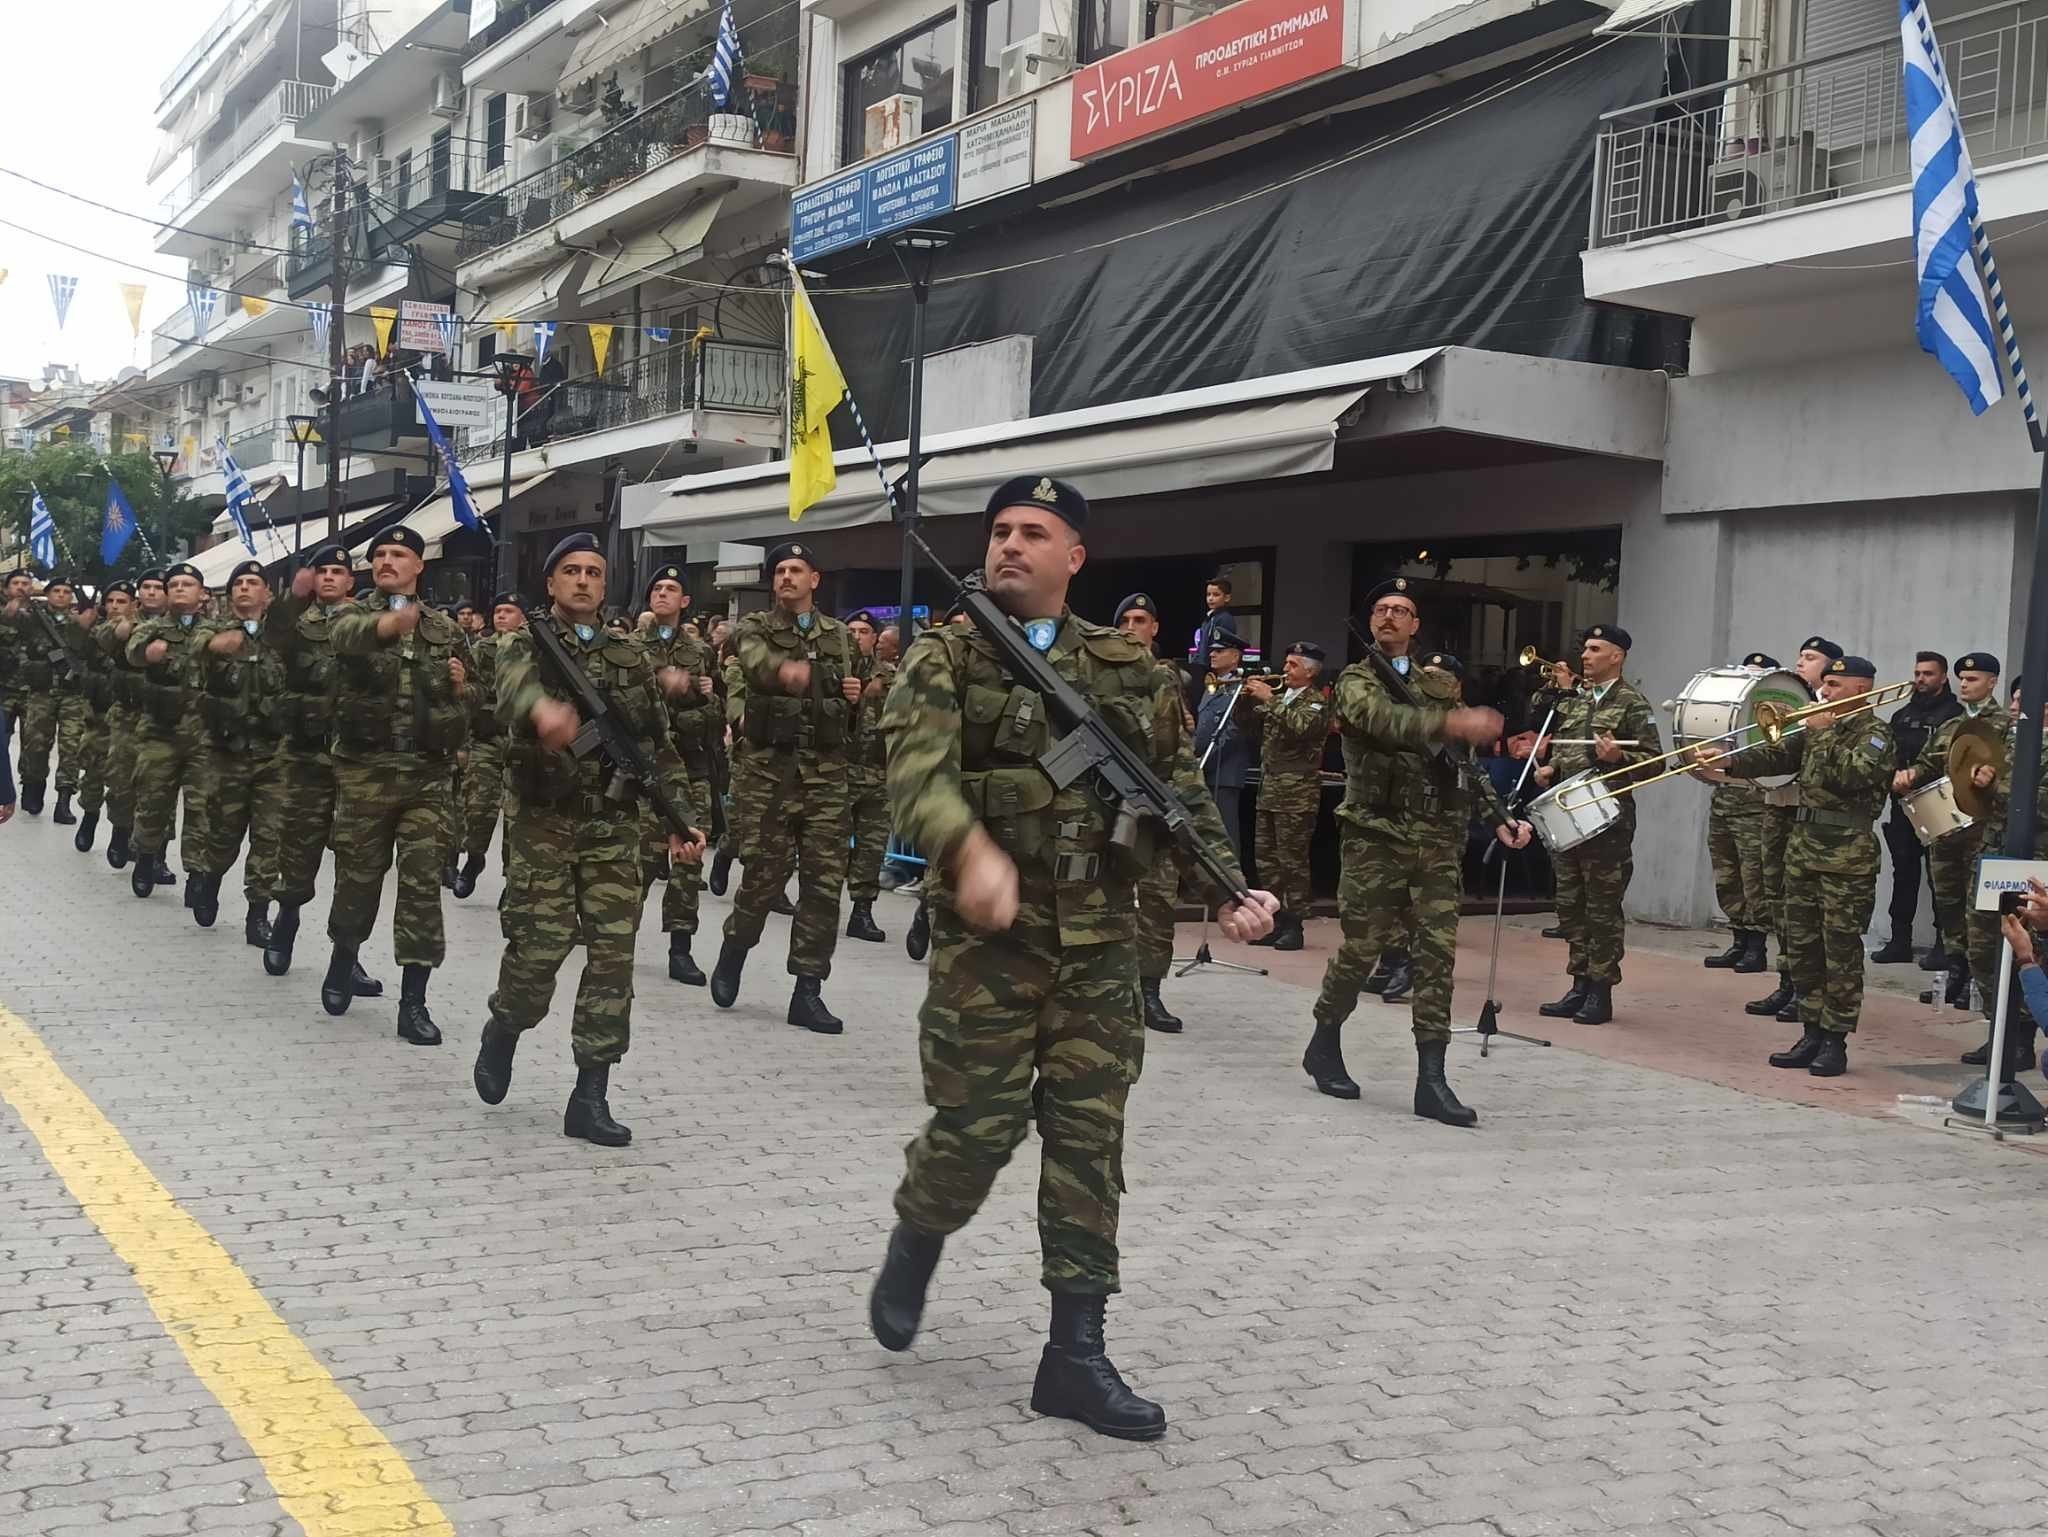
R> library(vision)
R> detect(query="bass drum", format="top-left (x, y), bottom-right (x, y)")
top-left (1668, 666), bottom-right (1812, 789)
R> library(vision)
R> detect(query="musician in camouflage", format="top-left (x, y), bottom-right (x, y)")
top-left (1899, 652), bottom-right (2003, 1013)
top-left (1116, 592), bottom-right (1195, 1034)
top-left (1962, 674), bottom-right (2044, 1079)
top-left (1699, 652), bottom-right (1780, 975)
top-left (1245, 640), bottom-right (1331, 952)
top-left (866, 474), bottom-right (1274, 1444)
top-left (1746, 638), bottom-right (1841, 1022)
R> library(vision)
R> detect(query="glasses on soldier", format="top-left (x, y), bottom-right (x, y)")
top-left (1370, 603), bottom-right (1416, 619)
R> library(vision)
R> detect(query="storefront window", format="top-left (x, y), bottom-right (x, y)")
top-left (842, 13), bottom-right (957, 164)
top-left (1078, 0), bottom-right (1128, 63)
top-left (970, 0), bottom-right (1039, 111)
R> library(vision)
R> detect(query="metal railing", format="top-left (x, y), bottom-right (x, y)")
top-left (1592, 0), bottom-right (2048, 247)
top-left (454, 69), bottom-right (795, 264)
top-left (172, 80), bottom-right (334, 213)
top-left (470, 0), bottom-right (562, 54)
top-left (162, 0), bottom-right (266, 103)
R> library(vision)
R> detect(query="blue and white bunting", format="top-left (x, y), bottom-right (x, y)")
top-left (434, 311), bottom-right (462, 354)
top-left (646, 326), bottom-right (672, 344)
top-left (187, 283), bottom-right (220, 340)
top-left (217, 438), bottom-right (259, 556)
top-left (710, 0), bottom-right (743, 111)
top-left (532, 320), bottom-right (556, 366)
top-left (47, 274), bottom-right (77, 330)
top-left (29, 484), bottom-right (57, 571)
top-left (291, 167), bottom-right (315, 233)
top-left (308, 299), bottom-right (332, 354)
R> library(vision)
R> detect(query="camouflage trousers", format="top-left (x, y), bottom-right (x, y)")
top-left (1708, 792), bottom-right (1766, 931)
top-left (1, 685), bottom-right (21, 733)
top-left (638, 771), bottom-right (710, 934)
top-left (328, 751), bottom-right (453, 968)
top-left (198, 741), bottom-right (284, 905)
top-left (71, 704), bottom-right (108, 815)
top-left (1968, 825), bottom-right (2027, 1023)
top-left (1313, 815), bottom-right (1460, 1042)
top-left (1255, 772), bottom-right (1319, 915)
top-left (1928, 824), bottom-right (1981, 957)
top-left (269, 746), bottom-right (337, 906)
top-left (720, 742), bottom-right (762, 859)
top-left (51, 694), bottom-right (95, 797)
top-left (1135, 847), bottom-right (1190, 981)
top-left (846, 768), bottom-right (892, 904)
top-left (1759, 804), bottom-right (1794, 961)
top-left (726, 746), bottom-right (851, 978)
top-left (492, 807), bottom-right (643, 1067)
top-left (131, 723), bottom-right (202, 860)
top-left (102, 705), bottom-right (139, 829)
top-left (1785, 857), bottom-right (1878, 1033)
top-left (460, 739), bottom-right (506, 862)
top-left (14, 690), bottom-right (59, 788)
top-left (1555, 811), bottom-right (1635, 985)
top-left (895, 909), bottom-right (1142, 1293)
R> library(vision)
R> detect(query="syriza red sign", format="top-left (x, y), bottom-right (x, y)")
top-left (1070, 0), bottom-right (1347, 159)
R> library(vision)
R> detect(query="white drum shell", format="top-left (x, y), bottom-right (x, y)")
top-left (1528, 769), bottom-right (1624, 853)
top-left (1670, 666), bottom-right (1811, 790)
top-left (1902, 776), bottom-right (1973, 846)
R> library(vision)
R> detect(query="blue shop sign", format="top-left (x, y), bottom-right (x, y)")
top-left (790, 137), bottom-right (958, 263)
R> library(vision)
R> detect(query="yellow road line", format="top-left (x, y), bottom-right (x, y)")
top-left (0, 1005), bottom-right (455, 1537)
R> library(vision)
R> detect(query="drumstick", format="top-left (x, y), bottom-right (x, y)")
top-left (1548, 738), bottom-right (1642, 747)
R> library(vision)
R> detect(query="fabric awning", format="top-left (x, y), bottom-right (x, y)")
top-left (624, 351), bottom-right (1443, 543)
top-left (580, 192), bottom-right (727, 310)
top-left (191, 495), bottom-right (391, 584)
top-left (478, 256), bottom-right (590, 326)
top-left (560, 0), bottom-right (710, 98)
top-left (368, 472), bottom-right (555, 564)
top-left (1594, 0), bottom-right (1693, 34)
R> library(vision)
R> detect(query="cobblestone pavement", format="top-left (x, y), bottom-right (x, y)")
top-left (6, 804), bottom-right (2048, 1537)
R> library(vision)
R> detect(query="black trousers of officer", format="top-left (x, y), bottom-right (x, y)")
top-left (1882, 800), bottom-right (1930, 946)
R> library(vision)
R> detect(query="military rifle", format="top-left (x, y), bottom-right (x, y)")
top-left (905, 529), bottom-right (1252, 906)
top-left (24, 599), bottom-right (76, 685)
top-left (525, 611), bottom-right (705, 846)
top-left (1343, 617), bottom-right (1515, 829)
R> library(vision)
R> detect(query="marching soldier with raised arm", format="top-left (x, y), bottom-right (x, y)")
top-left (124, 563), bottom-right (212, 896)
top-left (452, 594), bottom-right (526, 899)
top-left (5, 572), bottom-right (84, 819)
top-left (636, 563), bottom-right (719, 985)
top-left (1244, 640), bottom-right (1331, 952)
top-left (190, 561), bottom-right (283, 942)
top-left (867, 475), bottom-right (1275, 1440)
top-left (844, 609), bottom-right (895, 945)
top-left (0, 569), bottom-right (28, 734)
top-left (67, 577), bottom-right (129, 854)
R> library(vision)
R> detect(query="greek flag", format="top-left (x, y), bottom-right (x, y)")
top-left (217, 438), bottom-right (259, 556)
top-left (710, 0), bottom-right (742, 111)
top-left (646, 326), bottom-right (672, 344)
top-left (416, 389), bottom-right (484, 533)
top-left (291, 168), bottom-right (315, 233)
top-left (28, 485), bottom-right (57, 571)
top-left (188, 283), bottom-right (220, 340)
top-left (434, 311), bottom-right (462, 354)
top-left (308, 299), bottom-right (332, 353)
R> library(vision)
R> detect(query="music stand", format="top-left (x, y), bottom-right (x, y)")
top-left (1453, 704), bottom-right (1557, 1055)
top-left (1175, 676), bottom-right (1267, 978)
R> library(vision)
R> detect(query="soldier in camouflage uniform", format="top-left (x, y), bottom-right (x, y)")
top-left (1245, 640), bottom-right (1331, 953)
top-left (708, 641), bottom-right (746, 895)
top-left (66, 577), bottom-right (131, 854)
top-left (472, 535), bottom-right (706, 1145)
top-left (1747, 637), bottom-right (1840, 1022)
top-left (1302, 581), bottom-right (1527, 1125)
top-left (1706, 655), bottom-right (1894, 1077)
top-left (867, 474), bottom-right (1275, 1442)
top-left (98, 570), bottom-right (168, 872)
top-left (319, 524), bottom-right (469, 1043)
top-left (844, 610), bottom-right (894, 945)
top-left (0, 570), bottom-right (28, 734)
top-left (190, 560), bottom-right (283, 943)
top-left (709, 541), bottom-right (860, 1033)
top-left (1115, 592), bottom-right (1195, 1034)
top-left (635, 564), bottom-right (719, 985)
top-left (4, 572), bottom-right (85, 818)
top-left (452, 594), bottom-right (526, 900)
top-left (1532, 623), bottom-right (1663, 1026)
top-left (1897, 652), bottom-right (2001, 1013)
top-left (1959, 675), bottom-right (2040, 1076)
top-left (124, 563), bottom-right (214, 896)
top-left (1699, 650), bottom-right (1780, 975)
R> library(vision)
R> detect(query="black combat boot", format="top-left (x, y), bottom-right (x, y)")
top-left (264, 902), bottom-right (300, 975)
top-left (2006, 1019), bottom-right (2040, 1083)
top-left (351, 961), bottom-right (384, 997)
top-left (563, 1063), bottom-right (631, 1146)
top-left (1963, 1035), bottom-right (1993, 1066)
top-left (72, 809), bottom-right (97, 852)
top-left (440, 860), bottom-right (457, 890)
top-left (1030, 1292), bottom-right (1166, 1441)
top-left (1775, 989), bottom-right (1802, 1023)
top-left (155, 858), bottom-right (176, 886)
top-left (1809, 1030), bottom-right (1848, 1077)
top-left (1141, 978), bottom-right (1182, 1034)
top-left (245, 901), bottom-right (271, 948)
top-left (130, 851), bottom-right (160, 899)
top-left (321, 944), bottom-right (359, 1015)
top-left (788, 976), bottom-right (844, 1034)
top-left (1272, 912), bottom-right (1305, 952)
top-left (473, 1017), bottom-right (520, 1104)
top-left (452, 853), bottom-right (485, 900)
top-left (396, 964), bottom-right (441, 1046)
top-left (183, 869), bottom-right (199, 909)
top-left (1413, 1038), bottom-right (1478, 1127)
top-left (905, 901), bottom-right (931, 962)
top-left (51, 790), bottom-right (75, 825)
top-left (1704, 930), bottom-right (1747, 968)
top-left (19, 781), bottom-right (44, 816)
top-left (1249, 911), bottom-right (1285, 948)
top-left (191, 872), bottom-right (220, 929)
top-left (1946, 961), bottom-right (1974, 1011)
top-left (869, 1222), bottom-right (945, 1351)
top-left (846, 901), bottom-right (886, 943)
top-left (1870, 934), bottom-right (1916, 965)
top-left (1769, 1025), bottom-right (1827, 1069)
top-left (1541, 922), bottom-right (1568, 940)
top-left (1574, 981), bottom-right (1614, 1025)
top-left (708, 848), bottom-right (733, 896)
top-left (767, 889), bottom-right (797, 917)
top-left (1920, 943), bottom-right (1951, 972)
top-left (1746, 972), bottom-right (1794, 1015)
top-left (710, 936), bottom-right (749, 1009)
top-left (106, 823), bottom-right (131, 868)
top-left (1363, 950), bottom-right (1403, 995)
top-left (667, 931), bottom-right (706, 986)
top-left (1302, 1017), bottom-right (1360, 1099)
top-left (1539, 977), bottom-right (1590, 1018)
top-left (1380, 957), bottom-right (1414, 1005)
top-left (1733, 931), bottom-right (1769, 974)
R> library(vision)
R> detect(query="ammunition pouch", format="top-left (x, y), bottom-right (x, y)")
top-left (743, 696), bottom-right (802, 748)
top-left (508, 741), bottom-right (583, 805)
top-left (140, 677), bottom-right (183, 729)
top-left (21, 659), bottom-right (53, 692)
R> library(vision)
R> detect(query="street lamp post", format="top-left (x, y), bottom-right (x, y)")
top-left (888, 230), bottom-right (950, 648)
top-left (151, 448), bottom-right (180, 557)
top-left (286, 414), bottom-right (320, 568)
top-left (490, 352), bottom-right (532, 595)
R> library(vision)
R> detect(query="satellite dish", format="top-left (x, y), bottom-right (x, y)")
top-left (322, 43), bottom-right (370, 84)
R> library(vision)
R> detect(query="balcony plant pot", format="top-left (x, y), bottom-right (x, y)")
top-left (708, 112), bottom-right (756, 148)
top-left (680, 123), bottom-right (711, 151)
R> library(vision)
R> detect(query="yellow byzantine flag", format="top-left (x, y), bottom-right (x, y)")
top-left (788, 270), bottom-right (846, 522)
top-left (588, 322), bottom-right (614, 376)
top-left (369, 305), bottom-right (398, 356)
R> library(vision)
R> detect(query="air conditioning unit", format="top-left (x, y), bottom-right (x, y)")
top-left (242, 379), bottom-right (265, 402)
top-left (561, 79), bottom-right (599, 115)
top-left (431, 73), bottom-right (465, 119)
top-left (999, 34), bottom-right (1073, 102)
top-left (180, 379), bottom-right (207, 413)
top-left (213, 377), bottom-right (239, 406)
top-left (1708, 132), bottom-right (1834, 222)
top-left (863, 94), bottom-right (922, 158)
top-left (205, 249), bottom-right (235, 277)
top-left (346, 124), bottom-right (383, 166)
top-left (516, 95), bottom-right (553, 140)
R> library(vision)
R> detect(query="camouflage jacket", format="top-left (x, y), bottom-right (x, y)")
top-left (264, 591), bottom-right (355, 752)
top-left (1735, 714), bottom-right (1894, 875)
top-left (1549, 678), bottom-right (1663, 809)
top-left (193, 613), bottom-right (283, 753)
top-left (722, 649), bottom-right (746, 729)
top-left (734, 606), bottom-right (857, 754)
top-left (1963, 711), bottom-right (2044, 849)
top-left (882, 610), bottom-right (1243, 946)
top-left (0, 612), bottom-right (18, 692)
top-left (328, 594), bottom-right (470, 760)
top-left (4, 601), bottom-right (80, 696)
top-left (1331, 654), bottom-right (1492, 830)
top-left (1907, 696), bottom-right (2006, 790)
top-left (850, 653), bottom-right (895, 772)
top-left (125, 611), bottom-right (209, 738)
top-left (1257, 683), bottom-right (1330, 780)
top-left (639, 621), bottom-right (720, 774)
top-left (463, 632), bottom-right (502, 741)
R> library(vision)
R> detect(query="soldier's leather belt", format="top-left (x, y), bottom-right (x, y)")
top-left (1794, 806), bottom-right (1867, 829)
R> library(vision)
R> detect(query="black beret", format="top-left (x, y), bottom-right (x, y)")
top-left (1206, 626), bottom-right (1248, 652)
top-left (1115, 592), bottom-right (1158, 620)
top-left (305, 542), bottom-right (351, 571)
top-left (984, 474), bottom-right (1088, 531)
top-left (644, 563), bottom-right (688, 604)
top-left (1583, 623), bottom-right (1632, 651)
top-left (164, 562), bottom-right (203, 584)
top-left (492, 590), bottom-right (524, 609)
top-left (104, 579), bottom-right (137, 598)
top-left (44, 571), bottom-right (75, 589)
top-left (1286, 640), bottom-right (1326, 662)
top-left (453, 596), bottom-right (481, 615)
top-left (763, 540), bottom-right (821, 572)
top-left (227, 560), bottom-right (265, 585)
top-left (1741, 652), bottom-right (1780, 669)
top-left (846, 609), bottom-right (878, 628)
top-left (1364, 576), bottom-right (1418, 609)
top-left (1830, 655), bottom-right (1878, 680)
top-left (138, 567), bottom-right (166, 585)
top-left (1422, 651), bottom-right (1464, 678)
top-left (1800, 636), bottom-right (1844, 661)
top-left (368, 523), bottom-right (425, 558)
top-left (1956, 652), bottom-right (2002, 676)
top-left (543, 532), bottom-right (603, 577)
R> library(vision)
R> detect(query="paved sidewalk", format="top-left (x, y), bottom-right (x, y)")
top-left (6, 808), bottom-right (2048, 1537)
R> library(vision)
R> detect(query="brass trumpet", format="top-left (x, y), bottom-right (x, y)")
top-left (1518, 646), bottom-right (1563, 670)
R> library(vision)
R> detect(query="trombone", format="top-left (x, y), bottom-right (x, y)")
top-left (1750, 680), bottom-right (1915, 743)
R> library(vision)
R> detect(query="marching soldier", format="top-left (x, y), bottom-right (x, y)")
top-left (867, 475), bottom-right (1274, 1439)
top-left (1898, 652), bottom-right (1999, 1013)
top-left (636, 564), bottom-right (719, 985)
top-left (190, 561), bottom-right (284, 942)
top-left (1747, 637), bottom-right (1840, 1021)
top-left (472, 535), bottom-right (706, 1145)
top-left (709, 541), bottom-right (859, 1033)
top-left (0, 569), bottom-right (28, 733)
top-left (708, 636), bottom-right (745, 897)
top-left (1303, 582), bottom-right (1526, 1123)
top-left (98, 571), bottom-right (168, 875)
top-left (319, 525), bottom-right (469, 1042)
top-left (1698, 651), bottom-right (1779, 974)
top-left (1702, 655), bottom-right (1893, 1077)
top-left (124, 563), bottom-right (214, 895)
top-left (1244, 641), bottom-right (1331, 952)
top-left (1532, 623), bottom-right (1662, 1025)
top-left (452, 594), bottom-right (526, 899)
top-left (66, 578), bottom-right (126, 854)
top-left (844, 610), bottom-right (894, 945)
top-left (6, 572), bottom-right (84, 818)
top-left (1115, 591), bottom-right (1195, 1034)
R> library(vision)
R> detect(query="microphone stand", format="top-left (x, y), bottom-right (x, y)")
top-left (1453, 704), bottom-right (1558, 1056)
top-left (1175, 675), bottom-right (1267, 978)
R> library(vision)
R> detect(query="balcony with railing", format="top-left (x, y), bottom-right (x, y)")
top-left (286, 144), bottom-right (496, 298)
top-left (228, 417), bottom-right (324, 472)
top-left (163, 79), bottom-right (334, 219)
top-left (161, 0), bottom-right (267, 105)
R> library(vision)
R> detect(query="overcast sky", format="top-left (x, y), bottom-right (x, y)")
top-left (0, 0), bottom-right (213, 385)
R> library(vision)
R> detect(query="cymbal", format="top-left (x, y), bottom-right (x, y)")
top-left (1949, 718), bottom-right (2005, 820)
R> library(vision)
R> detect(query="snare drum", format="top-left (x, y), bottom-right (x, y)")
top-left (1528, 769), bottom-right (1623, 853)
top-left (1902, 776), bottom-right (1973, 845)
top-left (1668, 665), bottom-right (1813, 789)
